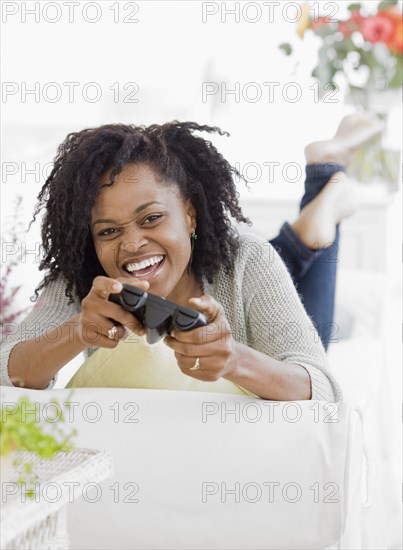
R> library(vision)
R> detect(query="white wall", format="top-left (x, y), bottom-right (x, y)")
top-left (1, 0), bottom-right (401, 317)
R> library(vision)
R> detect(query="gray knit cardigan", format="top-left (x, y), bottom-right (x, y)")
top-left (0, 233), bottom-right (342, 401)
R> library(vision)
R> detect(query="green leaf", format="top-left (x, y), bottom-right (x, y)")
top-left (347, 3), bottom-right (362, 12)
top-left (314, 26), bottom-right (335, 39)
top-left (378, 0), bottom-right (398, 10)
top-left (279, 43), bottom-right (292, 56)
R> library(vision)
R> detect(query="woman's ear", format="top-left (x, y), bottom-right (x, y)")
top-left (186, 200), bottom-right (197, 231)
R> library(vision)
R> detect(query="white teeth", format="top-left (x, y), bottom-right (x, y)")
top-left (125, 255), bottom-right (164, 272)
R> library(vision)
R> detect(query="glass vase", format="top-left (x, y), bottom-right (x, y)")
top-left (345, 88), bottom-right (401, 190)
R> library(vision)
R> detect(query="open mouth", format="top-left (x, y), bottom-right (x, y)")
top-left (123, 255), bottom-right (165, 279)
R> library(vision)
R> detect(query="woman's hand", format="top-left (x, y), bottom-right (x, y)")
top-left (164, 295), bottom-right (239, 381)
top-left (77, 276), bottom-right (149, 349)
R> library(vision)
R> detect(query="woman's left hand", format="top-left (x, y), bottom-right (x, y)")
top-left (163, 295), bottom-right (239, 381)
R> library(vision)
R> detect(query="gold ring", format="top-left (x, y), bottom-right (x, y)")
top-left (189, 357), bottom-right (200, 371)
top-left (108, 325), bottom-right (118, 340)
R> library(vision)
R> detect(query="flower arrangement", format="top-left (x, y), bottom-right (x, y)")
top-left (0, 396), bottom-right (76, 459)
top-left (280, 0), bottom-right (402, 100)
top-left (0, 395), bottom-right (76, 493)
top-left (1, 196), bottom-right (32, 338)
top-left (280, 1), bottom-right (402, 185)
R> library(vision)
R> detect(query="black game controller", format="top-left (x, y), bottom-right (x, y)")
top-left (109, 284), bottom-right (208, 344)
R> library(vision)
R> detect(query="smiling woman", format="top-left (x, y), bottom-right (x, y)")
top-left (0, 121), bottom-right (345, 401)
top-left (91, 163), bottom-right (200, 304)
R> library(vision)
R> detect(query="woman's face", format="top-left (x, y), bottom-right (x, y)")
top-left (91, 163), bottom-right (197, 302)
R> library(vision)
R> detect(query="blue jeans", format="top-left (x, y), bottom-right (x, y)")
top-left (270, 163), bottom-right (345, 350)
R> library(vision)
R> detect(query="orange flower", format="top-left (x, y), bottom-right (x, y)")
top-left (361, 13), bottom-right (395, 44)
top-left (389, 19), bottom-right (403, 53)
top-left (382, 9), bottom-right (403, 53)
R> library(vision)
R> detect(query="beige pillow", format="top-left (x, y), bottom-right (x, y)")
top-left (66, 332), bottom-right (253, 396)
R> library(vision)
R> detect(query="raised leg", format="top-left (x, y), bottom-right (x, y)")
top-left (270, 112), bottom-right (384, 350)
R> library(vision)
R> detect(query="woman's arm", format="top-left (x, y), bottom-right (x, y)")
top-left (164, 234), bottom-right (342, 401)
top-left (1, 275), bottom-right (150, 389)
top-left (1, 277), bottom-right (81, 388)
top-left (241, 235), bottom-right (341, 401)
top-left (224, 342), bottom-right (311, 400)
top-left (7, 314), bottom-right (87, 389)
top-left (165, 295), bottom-right (312, 400)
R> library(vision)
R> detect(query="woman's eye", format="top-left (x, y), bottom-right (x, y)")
top-left (98, 228), bottom-right (118, 237)
top-left (143, 214), bottom-right (162, 224)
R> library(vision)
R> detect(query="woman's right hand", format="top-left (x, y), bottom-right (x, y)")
top-left (77, 275), bottom-right (150, 349)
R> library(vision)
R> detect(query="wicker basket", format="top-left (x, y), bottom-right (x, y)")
top-left (1, 448), bottom-right (113, 550)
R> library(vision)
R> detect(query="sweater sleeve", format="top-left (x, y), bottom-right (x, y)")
top-left (241, 234), bottom-right (342, 402)
top-left (0, 276), bottom-right (80, 387)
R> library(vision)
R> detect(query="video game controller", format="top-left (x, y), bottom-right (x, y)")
top-left (109, 284), bottom-right (208, 344)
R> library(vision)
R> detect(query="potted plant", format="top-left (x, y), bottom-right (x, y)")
top-left (0, 395), bottom-right (76, 493)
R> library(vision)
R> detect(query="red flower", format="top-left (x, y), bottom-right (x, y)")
top-left (310, 16), bottom-right (332, 31)
top-left (338, 10), bottom-right (364, 37)
top-left (360, 13), bottom-right (395, 44)
top-left (338, 21), bottom-right (352, 37)
top-left (351, 11), bottom-right (364, 26)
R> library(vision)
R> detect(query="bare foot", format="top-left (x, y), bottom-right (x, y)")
top-left (291, 172), bottom-right (358, 249)
top-left (305, 112), bottom-right (385, 166)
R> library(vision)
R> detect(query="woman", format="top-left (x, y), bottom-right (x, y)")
top-left (0, 115), bottom-right (381, 400)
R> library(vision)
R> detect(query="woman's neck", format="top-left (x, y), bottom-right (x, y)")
top-left (167, 271), bottom-right (203, 306)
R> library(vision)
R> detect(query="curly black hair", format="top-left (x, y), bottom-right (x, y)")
top-left (30, 121), bottom-right (251, 304)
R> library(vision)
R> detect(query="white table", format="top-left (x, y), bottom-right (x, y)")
top-left (1, 448), bottom-right (113, 550)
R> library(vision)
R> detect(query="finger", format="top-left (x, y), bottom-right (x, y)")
top-left (103, 323), bottom-right (126, 341)
top-left (107, 277), bottom-right (148, 334)
top-left (168, 325), bottom-right (207, 344)
top-left (169, 295), bottom-right (223, 344)
top-left (175, 353), bottom-right (204, 372)
top-left (122, 320), bottom-right (146, 337)
top-left (115, 277), bottom-right (149, 291)
top-left (95, 333), bottom-right (123, 349)
top-left (83, 295), bottom-right (145, 336)
top-left (88, 318), bottom-right (127, 342)
top-left (89, 277), bottom-right (145, 334)
top-left (188, 294), bottom-right (222, 323)
top-left (81, 319), bottom-right (125, 349)
top-left (99, 300), bottom-right (146, 334)
top-left (175, 354), bottom-right (218, 382)
top-left (91, 276), bottom-right (123, 300)
top-left (164, 336), bottom-right (205, 358)
top-left (90, 276), bottom-right (149, 301)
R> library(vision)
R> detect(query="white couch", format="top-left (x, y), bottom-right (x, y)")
top-left (2, 387), bottom-right (369, 550)
top-left (327, 268), bottom-right (401, 550)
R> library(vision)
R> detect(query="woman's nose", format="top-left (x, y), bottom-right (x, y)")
top-left (119, 228), bottom-right (147, 255)
top-left (120, 240), bottom-right (140, 255)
